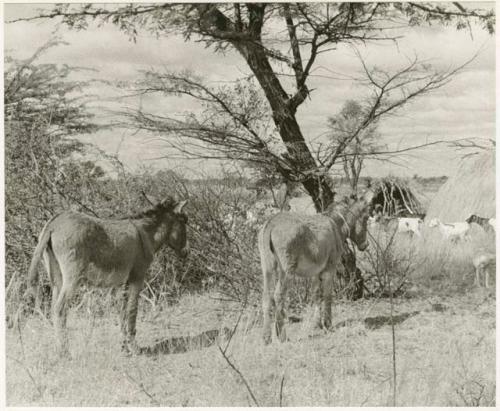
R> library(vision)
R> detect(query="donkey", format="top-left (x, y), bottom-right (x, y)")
top-left (258, 192), bottom-right (373, 344)
top-left (27, 197), bottom-right (189, 354)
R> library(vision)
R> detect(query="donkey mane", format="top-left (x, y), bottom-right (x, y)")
top-left (325, 200), bottom-right (357, 219)
top-left (119, 196), bottom-right (178, 220)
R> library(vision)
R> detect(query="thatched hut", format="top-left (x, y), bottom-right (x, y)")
top-left (369, 177), bottom-right (425, 217)
top-left (425, 150), bottom-right (495, 222)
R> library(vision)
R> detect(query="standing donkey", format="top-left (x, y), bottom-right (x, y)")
top-left (258, 192), bottom-right (373, 344)
top-left (27, 197), bottom-right (189, 354)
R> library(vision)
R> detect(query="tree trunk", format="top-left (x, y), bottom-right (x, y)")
top-left (234, 42), bottom-right (335, 211)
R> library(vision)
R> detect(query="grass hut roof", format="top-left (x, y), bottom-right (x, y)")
top-left (369, 177), bottom-right (425, 217)
top-left (425, 150), bottom-right (495, 222)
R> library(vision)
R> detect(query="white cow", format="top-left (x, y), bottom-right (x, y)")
top-left (428, 218), bottom-right (470, 241)
top-left (372, 216), bottom-right (423, 237)
top-left (395, 217), bottom-right (424, 237)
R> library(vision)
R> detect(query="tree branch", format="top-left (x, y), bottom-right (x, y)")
top-left (218, 344), bottom-right (260, 406)
top-left (6, 4), bottom-right (170, 24)
top-left (283, 4), bottom-right (304, 87)
top-left (323, 52), bottom-right (476, 170)
top-left (409, 2), bottom-right (494, 21)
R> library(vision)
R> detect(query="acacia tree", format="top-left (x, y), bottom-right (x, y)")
top-left (327, 100), bottom-right (385, 192)
top-left (14, 2), bottom-right (494, 210)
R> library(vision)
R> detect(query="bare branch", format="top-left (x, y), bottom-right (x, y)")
top-left (279, 372), bottom-right (286, 406)
top-left (283, 4), bottom-right (304, 87)
top-left (323, 52), bottom-right (476, 171)
top-left (217, 345), bottom-right (260, 406)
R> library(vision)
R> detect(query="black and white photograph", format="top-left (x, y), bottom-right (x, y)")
top-left (3, 1), bottom-right (496, 407)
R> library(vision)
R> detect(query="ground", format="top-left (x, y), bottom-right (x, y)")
top-left (6, 289), bottom-right (495, 407)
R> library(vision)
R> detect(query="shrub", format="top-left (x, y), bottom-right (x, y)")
top-left (360, 227), bottom-right (417, 297)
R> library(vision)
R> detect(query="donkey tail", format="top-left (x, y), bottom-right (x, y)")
top-left (27, 215), bottom-right (58, 292)
top-left (258, 217), bottom-right (276, 269)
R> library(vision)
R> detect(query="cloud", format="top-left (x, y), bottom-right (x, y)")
top-left (4, 3), bottom-right (496, 178)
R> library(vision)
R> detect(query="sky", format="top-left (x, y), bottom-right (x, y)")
top-left (3, 2), bottom-right (496, 178)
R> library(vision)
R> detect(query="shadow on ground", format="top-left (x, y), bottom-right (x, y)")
top-left (362, 310), bottom-right (421, 329)
top-left (140, 327), bottom-right (231, 355)
top-left (140, 307), bottom-right (437, 354)
top-left (294, 310), bottom-right (425, 332)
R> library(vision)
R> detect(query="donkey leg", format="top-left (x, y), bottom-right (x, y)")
top-left (40, 247), bottom-right (60, 318)
top-left (311, 273), bottom-right (322, 329)
top-left (119, 283), bottom-right (129, 351)
top-left (51, 284), bottom-right (60, 323)
top-left (52, 293), bottom-right (66, 352)
top-left (484, 268), bottom-right (490, 288)
top-left (273, 268), bottom-right (288, 343)
top-left (475, 266), bottom-right (481, 287)
top-left (53, 281), bottom-right (76, 355)
top-left (46, 251), bottom-right (62, 324)
top-left (125, 279), bottom-right (143, 354)
top-left (262, 269), bottom-right (275, 345)
top-left (320, 269), bottom-right (334, 329)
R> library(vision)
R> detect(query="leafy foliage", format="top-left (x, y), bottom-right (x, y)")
top-left (5, 42), bottom-right (105, 313)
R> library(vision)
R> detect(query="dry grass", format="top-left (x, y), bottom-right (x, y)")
top-left (6, 289), bottom-right (495, 407)
top-left (5, 173), bottom-right (496, 407)
top-left (362, 220), bottom-right (496, 296)
top-left (412, 224), bottom-right (495, 293)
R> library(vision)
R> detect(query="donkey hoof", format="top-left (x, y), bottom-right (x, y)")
top-left (121, 340), bottom-right (140, 356)
top-left (121, 342), bottom-right (130, 354)
top-left (128, 342), bottom-right (141, 355)
top-left (276, 330), bottom-right (287, 343)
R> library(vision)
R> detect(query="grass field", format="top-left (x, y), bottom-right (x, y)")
top-left (6, 286), bottom-right (495, 406)
top-left (5, 178), bottom-right (496, 407)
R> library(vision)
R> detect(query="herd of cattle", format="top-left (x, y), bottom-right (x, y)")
top-left (368, 204), bottom-right (496, 241)
top-left (225, 196), bottom-right (496, 242)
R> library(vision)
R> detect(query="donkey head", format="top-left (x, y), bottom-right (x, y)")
top-left (148, 197), bottom-right (189, 258)
top-left (342, 191), bottom-right (374, 251)
top-left (166, 199), bottom-right (189, 259)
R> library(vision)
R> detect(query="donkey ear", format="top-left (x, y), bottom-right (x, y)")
top-left (173, 200), bottom-right (187, 214)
